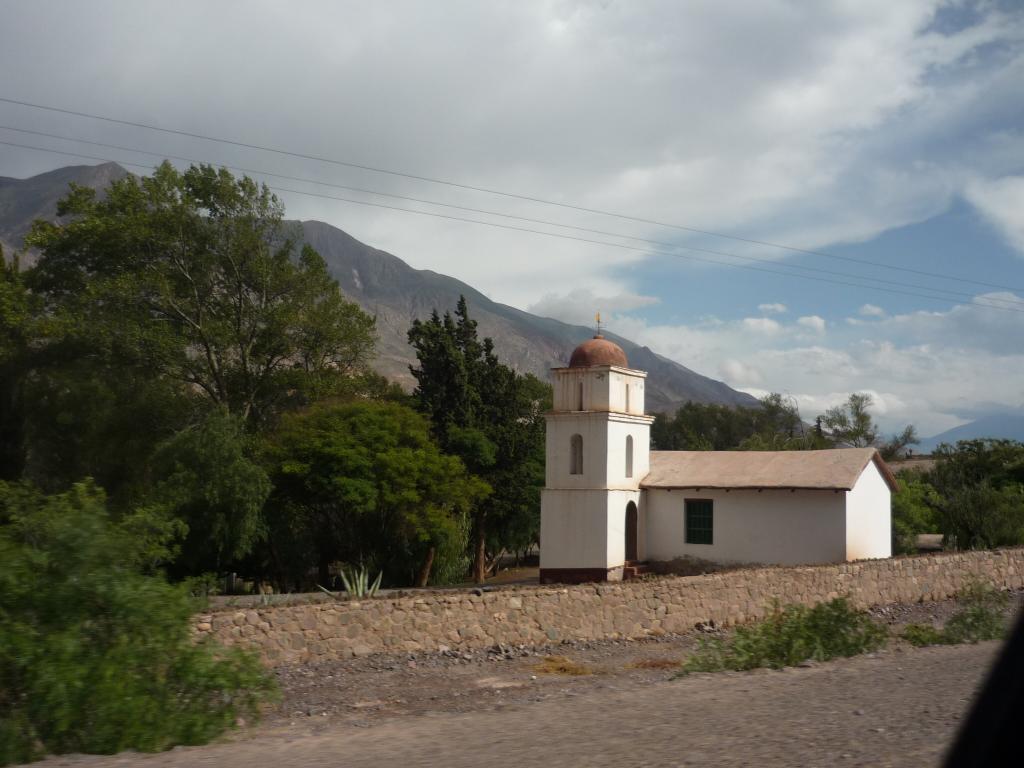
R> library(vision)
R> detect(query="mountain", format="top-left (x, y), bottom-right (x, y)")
top-left (0, 162), bottom-right (758, 413)
top-left (918, 412), bottom-right (1024, 454)
top-left (0, 162), bottom-right (128, 261)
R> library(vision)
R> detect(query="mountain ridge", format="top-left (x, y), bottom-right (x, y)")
top-left (0, 162), bottom-right (759, 413)
top-left (918, 412), bottom-right (1024, 453)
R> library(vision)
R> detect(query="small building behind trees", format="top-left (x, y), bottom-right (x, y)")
top-left (539, 335), bottom-right (897, 583)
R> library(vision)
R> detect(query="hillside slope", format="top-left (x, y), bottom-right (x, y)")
top-left (918, 412), bottom-right (1024, 453)
top-left (0, 162), bottom-right (128, 260)
top-left (0, 163), bottom-right (758, 413)
top-left (298, 220), bottom-right (757, 411)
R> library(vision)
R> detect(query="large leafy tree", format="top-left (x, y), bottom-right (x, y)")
top-left (925, 439), bottom-right (1024, 550)
top-left (261, 401), bottom-right (487, 589)
top-left (150, 411), bottom-right (271, 576)
top-left (0, 250), bottom-right (35, 481)
top-left (26, 162), bottom-right (376, 427)
top-left (407, 296), bottom-right (548, 582)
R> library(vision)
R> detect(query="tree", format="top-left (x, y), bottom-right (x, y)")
top-left (652, 393), bottom-right (823, 452)
top-left (261, 401), bottom-right (487, 589)
top-left (821, 393), bottom-right (879, 447)
top-left (891, 473), bottom-right (941, 554)
top-left (820, 392), bottom-right (918, 458)
top-left (0, 481), bottom-right (273, 762)
top-left (151, 411), bottom-right (271, 576)
top-left (0, 250), bottom-right (34, 480)
top-left (879, 425), bottom-right (919, 461)
top-left (407, 297), bottom-right (548, 582)
top-left (925, 439), bottom-right (1024, 550)
top-left (25, 162), bottom-right (376, 427)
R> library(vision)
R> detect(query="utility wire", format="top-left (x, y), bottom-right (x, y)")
top-left (4, 138), bottom-right (1024, 318)
top-left (2, 124), bottom-right (1022, 310)
top-left (0, 94), bottom-right (1019, 294)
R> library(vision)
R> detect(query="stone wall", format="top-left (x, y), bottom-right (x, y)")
top-left (195, 548), bottom-right (1024, 666)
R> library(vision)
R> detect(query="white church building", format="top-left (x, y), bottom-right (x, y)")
top-left (539, 334), bottom-right (897, 584)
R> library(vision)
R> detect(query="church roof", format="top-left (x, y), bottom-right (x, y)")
top-left (568, 334), bottom-right (628, 368)
top-left (641, 447), bottom-right (898, 492)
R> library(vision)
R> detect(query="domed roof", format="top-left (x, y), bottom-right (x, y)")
top-left (568, 334), bottom-right (629, 368)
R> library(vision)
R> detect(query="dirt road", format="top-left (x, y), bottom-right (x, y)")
top-left (38, 640), bottom-right (1000, 768)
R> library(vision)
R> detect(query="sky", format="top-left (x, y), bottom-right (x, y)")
top-left (1, 0), bottom-right (1023, 436)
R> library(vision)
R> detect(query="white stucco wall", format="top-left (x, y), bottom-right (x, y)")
top-left (603, 418), bottom-right (650, 489)
top-left (551, 366), bottom-right (647, 415)
top-left (540, 489), bottom-right (643, 569)
top-left (545, 413), bottom-right (651, 490)
top-left (845, 460), bottom-right (892, 560)
top-left (545, 414), bottom-right (610, 488)
top-left (644, 488), bottom-right (848, 566)
top-left (605, 490), bottom-right (645, 565)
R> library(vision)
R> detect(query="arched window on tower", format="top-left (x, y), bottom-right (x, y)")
top-left (570, 434), bottom-right (583, 475)
top-left (577, 380), bottom-right (584, 411)
top-left (625, 435), bottom-right (634, 478)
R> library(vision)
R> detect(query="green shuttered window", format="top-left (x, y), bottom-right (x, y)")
top-left (685, 499), bottom-right (713, 545)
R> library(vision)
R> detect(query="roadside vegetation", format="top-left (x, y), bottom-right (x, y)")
top-left (902, 581), bottom-right (1011, 647)
top-left (678, 584), bottom-right (1016, 676)
top-left (0, 482), bottom-right (276, 765)
top-left (678, 598), bottom-right (887, 674)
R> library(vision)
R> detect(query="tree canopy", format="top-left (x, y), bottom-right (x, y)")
top-left (25, 162), bottom-right (376, 427)
top-left (261, 400), bottom-right (488, 589)
top-left (408, 296), bottom-right (549, 581)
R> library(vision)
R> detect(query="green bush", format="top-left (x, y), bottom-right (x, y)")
top-left (903, 580), bottom-right (1011, 647)
top-left (0, 482), bottom-right (276, 765)
top-left (679, 598), bottom-right (887, 675)
top-left (945, 580), bottom-right (1010, 642)
top-left (900, 623), bottom-right (951, 647)
top-left (891, 474), bottom-right (941, 554)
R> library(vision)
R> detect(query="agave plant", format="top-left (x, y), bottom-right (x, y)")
top-left (319, 564), bottom-right (383, 599)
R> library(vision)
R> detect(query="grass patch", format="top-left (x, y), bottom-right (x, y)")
top-left (902, 580), bottom-right (1011, 647)
top-left (678, 598), bottom-right (887, 676)
top-left (901, 623), bottom-right (950, 647)
top-left (532, 655), bottom-right (594, 676)
top-left (627, 657), bottom-right (681, 670)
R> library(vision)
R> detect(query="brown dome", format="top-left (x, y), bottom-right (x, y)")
top-left (569, 335), bottom-right (629, 368)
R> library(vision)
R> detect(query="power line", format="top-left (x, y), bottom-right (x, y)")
top-left (3, 124), bottom-right (1022, 311)
top-left (4, 138), bottom-right (1024, 318)
top-left (0, 94), bottom-right (1019, 295)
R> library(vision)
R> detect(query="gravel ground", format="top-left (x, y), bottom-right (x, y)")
top-left (30, 594), bottom-right (1022, 768)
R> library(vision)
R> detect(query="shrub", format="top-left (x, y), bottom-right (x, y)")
top-left (891, 474), bottom-right (941, 554)
top-left (900, 623), bottom-right (951, 647)
top-left (679, 598), bottom-right (887, 675)
top-left (0, 482), bottom-right (276, 765)
top-left (944, 580), bottom-right (1011, 643)
top-left (901, 580), bottom-right (1011, 647)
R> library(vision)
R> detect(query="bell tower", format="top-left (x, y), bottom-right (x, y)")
top-left (539, 333), bottom-right (654, 583)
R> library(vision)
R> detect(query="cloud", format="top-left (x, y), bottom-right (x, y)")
top-left (859, 304), bottom-right (887, 317)
top-left (742, 317), bottom-right (782, 334)
top-left (0, 1), bottom-right (1022, 309)
top-left (1, 1), bottom-right (1022, 434)
top-left (965, 175), bottom-right (1024, 255)
top-left (798, 315), bottom-right (826, 333)
top-left (527, 289), bottom-right (660, 327)
top-left (719, 359), bottom-right (763, 386)
top-left (599, 293), bottom-right (1024, 435)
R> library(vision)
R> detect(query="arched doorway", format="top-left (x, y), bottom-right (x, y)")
top-left (625, 501), bottom-right (638, 562)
